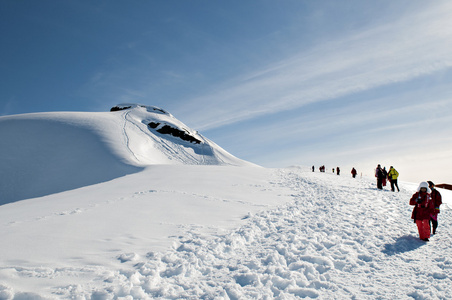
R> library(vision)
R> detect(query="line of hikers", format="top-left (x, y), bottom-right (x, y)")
top-left (314, 164), bottom-right (443, 242)
top-left (375, 164), bottom-right (399, 192)
top-left (313, 165), bottom-right (360, 179)
top-left (314, 165), bottom-right (342, 176)
top-left (313, 165), bottom-right (397, 186)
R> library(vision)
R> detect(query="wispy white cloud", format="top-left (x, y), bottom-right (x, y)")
top-left (177, 2), bottom-right (452, 130)
top-left (205, 79), bottom-right (452, 182)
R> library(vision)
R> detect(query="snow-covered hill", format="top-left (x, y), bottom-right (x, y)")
top-left (0, 104), bottom-right (254, 204)
top-left (1, 106), bottom-right (451, 299)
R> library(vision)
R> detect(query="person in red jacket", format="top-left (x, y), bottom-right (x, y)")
top-left (410, 182), bottom-right (435, 241)
top-left (428, 181), bottom-right (442, 235)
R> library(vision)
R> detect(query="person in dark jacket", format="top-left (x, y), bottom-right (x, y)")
top-left (410, 182), bottom-right (435, 241)
top-left (351, 167), bottom-right (357, 178)
top-left (375, 164), bottom-right (385, 189)
top-left (428, 181), bottom-right (442, 235)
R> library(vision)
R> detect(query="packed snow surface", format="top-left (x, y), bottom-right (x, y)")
top-left (1, 105), bottom-right (451, 299)
top-left (0, 166), bottom-right (451, 299)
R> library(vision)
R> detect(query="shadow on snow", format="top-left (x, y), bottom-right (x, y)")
top-left (383, 235), bottom-right (425, 255)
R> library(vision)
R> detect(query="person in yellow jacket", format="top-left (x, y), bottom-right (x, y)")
top-left (388, 166), bottom-right (400, 192)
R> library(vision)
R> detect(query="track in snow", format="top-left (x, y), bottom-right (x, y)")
top-left (48, 169), bottom-right (452, 299)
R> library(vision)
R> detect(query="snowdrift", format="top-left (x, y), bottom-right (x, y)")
top-left (0, 104), bottom-right (255, 204)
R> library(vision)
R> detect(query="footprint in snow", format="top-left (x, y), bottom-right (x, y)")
top-left (117, 253), bottom-right (139, 263)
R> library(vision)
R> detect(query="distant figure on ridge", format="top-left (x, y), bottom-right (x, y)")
top-left (375, 164), bottom-right (385, 189)
top-left (428, 181), bottom-right (442, 235)
top-left (387, 166), bottom-right (400, 192)
top-left (336, 167), bottom-right (340, 175)
top-left (312, 165), bottom-right (315, 172)
top-left (332, 168), bottom-right (335, 174)
top-left (351, 167), bottom-right (357, 178)
top-left (410, 182), bottom-right (435, 241)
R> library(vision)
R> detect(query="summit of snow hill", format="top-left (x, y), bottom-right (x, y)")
top-left (0, 104), bottom-right (256, 204)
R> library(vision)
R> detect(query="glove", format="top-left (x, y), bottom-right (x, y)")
top-left (416, 198), bottom-right (423, 204)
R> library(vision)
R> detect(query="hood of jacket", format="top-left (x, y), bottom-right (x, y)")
top-left (417, 181), bottom-right (432, 193)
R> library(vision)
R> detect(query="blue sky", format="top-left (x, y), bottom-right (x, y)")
top-left (1, 0), bottom-right (452, 184)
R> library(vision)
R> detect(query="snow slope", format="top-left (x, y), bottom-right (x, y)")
top-left (0, 166), bottom-right (451, 299)
top-left (1, 106), bottom-right (451, 299)
top-left (0, 104), bottom-right (253, 204)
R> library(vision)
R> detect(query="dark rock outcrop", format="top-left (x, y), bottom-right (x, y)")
top-left (148, 122), bottom-right (201, 144)
top-left (111, 105), bottom-right (132, 112)
top-left (111, 105), bottom-right (168, 114)
top-left (436, 184), bottom-right (452, 191)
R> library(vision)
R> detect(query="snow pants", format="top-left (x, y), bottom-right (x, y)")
top-left (430, 215), bottom-right (438, 235)
top-left (416, 219), bottom-right (431, 240)
top-left (391, 179), bottom-right (400, 192)
top-left (377, 179), bottom-right (383, 189)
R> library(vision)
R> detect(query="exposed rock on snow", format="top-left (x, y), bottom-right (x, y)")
top-left (148, 122), bottom-right (202, 144)
top-left (110, 104), bottom-right (168, 115)
top-left (110, 105), bottom-right (132, 112)
top-left (436, 184), bottom-right (452, 191)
